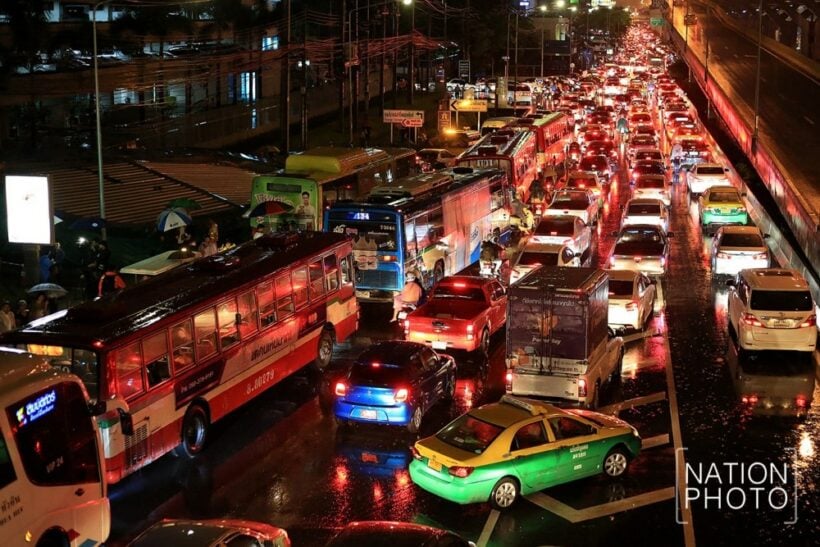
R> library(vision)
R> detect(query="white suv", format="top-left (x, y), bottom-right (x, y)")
top-left (726, 269), bottom-right (817, 353)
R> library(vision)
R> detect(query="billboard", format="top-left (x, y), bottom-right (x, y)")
top-left (5, 175), bottom-right (54, 245)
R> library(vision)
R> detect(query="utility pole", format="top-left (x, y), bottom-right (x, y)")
top-left (300, 3), bottom-right (308, 150)
top-left (381, 5), bottom-right (387, 116)
top-left (408, 2), bottom-right (415, 105)
top-left (339, 0), bottom-right (346, 133)
top-left (280, 0), bottom-right (291, 153)
top-left (752, 0), bottom-right (763, 153)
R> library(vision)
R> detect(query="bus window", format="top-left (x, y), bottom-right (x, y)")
top-left (414, 214), bottom-right (430, 250)
top-left (428, 207), bottom-right (444, 244)
top-left (143, 332), bottom-right (171, 388)
top-left (309, 259), bottom-right (325, 299)
top-left (405, 221), bottom-right (417, 257)
top-left (171, 320), bottom-right (195, 372)
top-left (217, 298), bottom-right (239, 348)
top-left (114, 341), bottom-right (144, 400)
top-left (292, 267), bottom-right (309, 308)
top-left (237, 291), bottom-right (259, 338)
top-left (0, 431), bottom-right (17, 488)
top-left (25, 346), bottom-right (100, 401)
top-left (257, 282), bottom-right (276, 328)
top-left (275, 274), bottom-right (295, 316)
top-left (324, 254), bottom-right (340, 292)
top-left (340, 255), bottom-right (353, 286)
top-left (8, 382), bottom-right (100, 486)
top-left (194, 308), bottom-right (218, 359)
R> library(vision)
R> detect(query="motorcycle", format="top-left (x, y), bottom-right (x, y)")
top-left (396, 303), bottom-right (417, 322)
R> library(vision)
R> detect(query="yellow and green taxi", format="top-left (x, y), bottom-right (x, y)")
top-left (699, 185), bottom-right (748, 228)
top-left (409, 396), bottom-right (641, 510)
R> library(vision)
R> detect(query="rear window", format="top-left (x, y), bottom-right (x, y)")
top-left (720, 233), bottom-right (763, 247)
top-left (550, 199), bottom-right (588, 210)
top-left (518, 251), bottom-right (559, 266)
top-left (436, 414), bottom-right (504, 455)
top-left (750, 290), bottom-right (813, 312)
top-left (628, 203), bottom-right (662, 215)
top-left (709, 191), bottom-right (740, 203)
top-left (614, 241), bottom-right (665, 256)
top-left (636, 178), bottom-right (665, 189)
top-left (535, 219), bottom-right (573, 235)
top-left (698, 166), bottom-right (725, 175)
top-left (349, 363), bottom-right (407, 387)
top-left (434, 284), bottom-right (484, 301)
top-left (609, 280), bottom-right (634, 296)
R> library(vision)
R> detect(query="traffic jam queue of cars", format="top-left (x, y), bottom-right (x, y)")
top-left (3, 25), bottom-right (818, 547)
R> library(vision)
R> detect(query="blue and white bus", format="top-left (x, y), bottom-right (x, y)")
top-left (324, 168), bottom-right (510, 303)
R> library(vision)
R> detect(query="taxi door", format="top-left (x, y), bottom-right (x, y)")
top-left (508, 419), bottom-right (559, 492)
top-left (545, 416), bottom-right (603, 483)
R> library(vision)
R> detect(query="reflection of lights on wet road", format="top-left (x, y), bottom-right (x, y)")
top-left (335, 463), bottom-right (349, 487)
top-left (456, 378), bottom-right (475, 410)
top-left (798, 431), bottom-right (815, 459)
top-left (395, 470), bottom-right (410, 488)
top-left (373, 482), bottom-right (383, 501)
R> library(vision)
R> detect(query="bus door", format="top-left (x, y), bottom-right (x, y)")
top-left (1, 381), bottom-right (108, 545)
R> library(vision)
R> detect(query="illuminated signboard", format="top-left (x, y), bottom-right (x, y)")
top-left (15, 389), bottom-right (57, 427)
top-left (4, 175), bottom-right (54, 245)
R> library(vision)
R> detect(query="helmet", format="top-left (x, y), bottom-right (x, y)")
top-left (406, 273), bottom-right (417, 282)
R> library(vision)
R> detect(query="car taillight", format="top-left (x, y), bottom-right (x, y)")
top-left (795, 396), bottom-right (807, 409)
top-left (394, 388), bottom-right (409, 403)
top-left (741, 394), bottom-right (759, 405)
top-left (578, 378), bottom-right (587, 397)
top-left (660, 256), bottom-right (666, 267)
top-left (410, 445), bottom-right (422, 460)
top-left (610, 256), bottom-right (617, 266)
top-left (335, 382), bottom-right (346, 397)
top-left (634, 256), bottom-right (643, 262)
top-left (505, 371), bottom-right (513, 391)
top-left (800, 315), bottom-right (816, 328)
top-left (403, 319), bottom-right (410, 331)
top-left (753, 252), bottom-right (767, 260)
top-left (717, 252), bottom-right (730, 259)
top-left (626, 302), bottom-right (637, 311)
top-left (466, 324), bottom-right (474, 341)
top-left (449, 466), bottom-right (475, 478)
top-left (742, 313), bottom-right (763, 327)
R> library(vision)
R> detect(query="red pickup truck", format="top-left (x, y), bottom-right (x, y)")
top-left (403, 276), bottom-right (507, 354)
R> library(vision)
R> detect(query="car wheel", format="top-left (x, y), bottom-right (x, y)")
top-left (407, 406), bottom-right (423, 433)
top-left (175, 404), bottom-right (209, 458)
top-left (489, 477), bottom-right (520, 510)
top-left (314, 329), bottom-right (334, 371)
top-left (444, 373), bottom-right (456, 402)
top-left (603, 447), bottom-right (630, 478)
top-left (36, 530), bottom-right (70, 547)
top-left (478, 328), bottom-right (491, 355)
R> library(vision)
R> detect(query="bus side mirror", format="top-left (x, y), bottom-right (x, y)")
top-left (118, 409), bottom-right (134, 436)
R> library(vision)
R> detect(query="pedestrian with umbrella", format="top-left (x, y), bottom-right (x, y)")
top-left (27, 283), bottom-right (68, 317)
top-left (157, 207), bottom-right (193, 233)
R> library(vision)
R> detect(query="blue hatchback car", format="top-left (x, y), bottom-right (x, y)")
top-left (334, 341), bottom-right (457, 433)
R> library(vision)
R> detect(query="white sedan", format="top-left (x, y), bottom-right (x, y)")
top-left (606, 269), bottom-right (657, 330)
top-left (711, 225), bottom-right (770, 276)
top-left (544, 189), bottom-right (600, 226)
top-left (531, 214), bottom-right (593, 256)
top-left (632, 174), bottom-right (671, 207)
top-left (510, 243), bottom-right (580, 284)
top-left (621, 198), bottom-right (669, 233)
top-left (686, 163), bottom-right (730, 195)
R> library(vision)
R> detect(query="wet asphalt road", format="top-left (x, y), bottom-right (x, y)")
top-left (106, 102), bottom-right (819, 547)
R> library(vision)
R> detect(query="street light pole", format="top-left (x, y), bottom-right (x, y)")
top-left (752, 0), bottom-right (763, 152)
top-left (408, 0), bottom-right (415, 105)
top-left (92, 1), bottom-right (108, 241)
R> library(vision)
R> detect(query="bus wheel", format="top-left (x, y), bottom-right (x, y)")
top-left (175, 404), bottom-right (209, 458)
top-left (36, 529), bottom-right (69, 547)
top-left (314, 329), bottom-right (334, 371)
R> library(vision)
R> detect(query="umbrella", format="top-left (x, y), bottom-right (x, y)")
top-left (167, 198), bottom-right (202, 210)
top-left (243, 200), bottom-right (294, 218)
top-left (27, 283), bottom-right (68, 298)
top-left (70, 217), bottom-right (106, 230)
top-left (157, 207), bottom-right (193, 232)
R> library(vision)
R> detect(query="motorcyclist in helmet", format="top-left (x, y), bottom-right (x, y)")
top-left (480, 231), bottom-right (505, 276)
top-left (392, 272), bottom-right (424, 322)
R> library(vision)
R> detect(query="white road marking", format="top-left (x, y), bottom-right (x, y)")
top-left (476, 509), bottom-right (500, 547)
top-left (526, 487), bottom-right (676, 524)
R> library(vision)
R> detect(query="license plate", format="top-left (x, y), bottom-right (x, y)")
top-left (428, 459), bottom-right (443, 472)
top-left (773, 320), bottom-right (790, 328)
top-left (360, 452), bottom-right (379, 464)
top-left (360, 409), bottom-right (378, 420)
top-left (432, 341), bottom-right (447, 350)
top-left (356, 290), bottom-right (370, 299)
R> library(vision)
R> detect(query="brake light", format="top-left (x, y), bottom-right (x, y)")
top-left (578, 378), bottom-right (587, 397)
top-left (799, 315), bottom-right (816, 328)
top-left (795, 396), bottom-right (807, 409)
top-left (742, 313), bottom-right (763, 327)
top-left (453, 282), bottom-right (467, 288)
top-left (394, 388), bottom-right (409, 402)
top-left (634, 256), bottom-right (642, 262)
top-left (449, 466), bottom-right (475, 478)
top-left (741, 394), bottom-right (759, 405)
top-left (410, 445), bottom-right (422, 460)
top-left (335, 382), bottom-right (346, 397)
top-left (466, 324), bottom-right (474, 341)
top-left (505, 371), bottom-right (513, 391)
top-left (403, 319), bottom-right (410, 331)
top-left (380, 255), bottom-right (397, 262)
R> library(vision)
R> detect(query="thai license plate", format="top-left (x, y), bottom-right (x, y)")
top-left (356, 290), bottom-right (370, 299)
top-left (360, 452), bottom-right (379, 463)
top-left (773, 319), bottom-right (790, 328)
top-left (432, 341), bottom-right (447, 350)
top-left (360, 409), bottom-right (378, 420)
top-left (428, 459), bottom-right (443, 472)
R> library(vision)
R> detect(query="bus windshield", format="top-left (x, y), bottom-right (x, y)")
top-left (326, 218), bottom-right (399, 252)
top-left (23, 345), bottom-right (99, 401)
top-left (8, 381), bottom-right (100, 486)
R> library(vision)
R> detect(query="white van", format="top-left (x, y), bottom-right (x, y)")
top-left (0, 348), bottom-right (109, 547)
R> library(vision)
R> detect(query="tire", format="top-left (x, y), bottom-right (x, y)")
top-left (603, 447), bottom-right (630, 478)
top-left (433, 261), bottom-right (445, 284)
top-left (443, 372), bottom-right (456, 402)
top-left (407, 406), bottom-right (423, 433)
top-left (489, 477), bottom-right (520, 510)
top-left (37, 530), bottom-right (69, 547)
top-left (590, 381), bottom-right (601, 409)
top-left (314, 329), bottom-right (334, 371)
top-left (174, 404), bottom-right (209, 458)
top-left (477, 328), bottom-right (491, 355)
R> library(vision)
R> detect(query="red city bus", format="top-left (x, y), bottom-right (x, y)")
top-left (456, 129), bottom-right (538, 202)
top-left (512, 112), bottom-right (570, 174)
top-left (1, 232), bottom-right (358, 483)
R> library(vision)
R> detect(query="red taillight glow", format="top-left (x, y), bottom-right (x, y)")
top-left (403, 319), bottom-right (410, 331)
top-left (742, 313), bottom-right (763, 327)
top-left (795, 396), bottom-right (807, 409)
top-left (800, 315), bottom-right (816, 328)
top-left (505, 371), bottom-right (512, 391)
top-left (335, 382), bottom-right (346, 397)
top-left (578, 378), bottom-right (587, 397)
top-left (466, 323), bottom-right (474, 341)
top-left (371, 362), bottom-right (380, 368)
top-left (741, 394), bottom-right (759, 405)
top-left (394, 388), bottom-right (409, 402)
top-left (449, 466), bottom-right (475, 478)
top-left (453, 282), bottom-right (467, 288)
